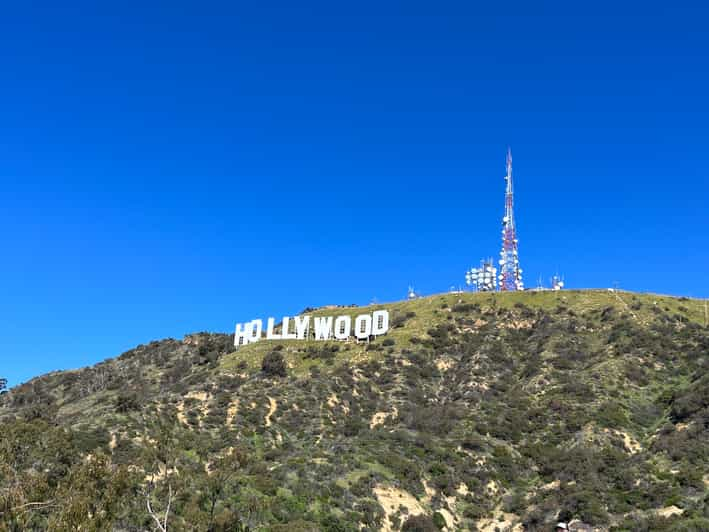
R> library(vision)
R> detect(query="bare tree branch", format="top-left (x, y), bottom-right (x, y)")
top-left (164, 483), bottom-right (172, 531)
top-left (0, 500), bottom-right (57, 517)
top-left (146, 490), bottom-right (166, 532)
top-left (145, 481), bottom-right (172, 532)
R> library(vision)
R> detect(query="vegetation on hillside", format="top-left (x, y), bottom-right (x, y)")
top-left (1, 291), bottom-right (707, 531)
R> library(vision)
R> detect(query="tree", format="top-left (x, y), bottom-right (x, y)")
top-left (142, 415), bottom-right (182, 532)
top-left (204, 449), bottom-right (248, 531)
top-left (262, 351), bottom-right (287, 377)
top-left (115, 392), bottom-right (140, 413)
top-left (0, 419), bottom-right (76, 529)
top-left (46, 454), bottom-right (134, 530)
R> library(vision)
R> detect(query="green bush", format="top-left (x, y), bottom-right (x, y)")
top-left (262, 351), bottom-right (287, 377)
top-left (401, 514), bottom-right (439, 531)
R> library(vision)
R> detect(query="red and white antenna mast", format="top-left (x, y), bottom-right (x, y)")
top-left (499, 148), bottom-right (524, 291)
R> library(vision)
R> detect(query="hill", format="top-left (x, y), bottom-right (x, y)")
top-left (1, 290), bottom-right (708, 531)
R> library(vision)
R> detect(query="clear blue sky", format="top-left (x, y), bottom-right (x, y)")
top-left (2, 1), bottom-right (708, 386)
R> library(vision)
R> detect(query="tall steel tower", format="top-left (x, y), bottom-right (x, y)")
top-left (499, 148), bottom-right (524, 291)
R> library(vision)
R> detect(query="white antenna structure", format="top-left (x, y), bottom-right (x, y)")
top-left (466, 258), bottom-right (497, 292)
top-left (551, 274), bottom-right (565, 291)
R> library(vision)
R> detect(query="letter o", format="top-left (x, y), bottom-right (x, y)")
top-left (372, 310), bottom-right (389, 336)
top-left (354, 314), bottom-right (372, 340)
top-left (334, 316), bottom-right (351, 340)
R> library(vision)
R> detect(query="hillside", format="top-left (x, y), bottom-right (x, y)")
top-left (1, 290), bottom-right (708, 531)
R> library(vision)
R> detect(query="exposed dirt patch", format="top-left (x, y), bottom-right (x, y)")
top-left (176, 391), bottom-right (210, 426)
top-left (657, 505), bottom-right (684, 517)
top-left (370, 405), bottom-right (398, 429)
top-left (504, 319), bottom-right (533, 330)
top-left (476, 506), bottom-right (522, 532)
top-left (145, 463), bottom-right (179, 483)
top-left (373, 485), bottom-right (425, 532)
top-left (265, 396), bottom-right (277, 427)
top-left (541, 479), bottom-right (560, 491)
top-left (437, 507), bottom-right (455, 529)
top-left (328, 393), bottom-right (349, 414)
top-left (436, 357), bottom-right (454, 371)
top-left (486, 479), bottom-right (499, 495)
top-left (226, 399), bottom-right (239, 425)
top-left (620, 431), bottom-right (642, 454)
top-left (422, 479), bottom-right (436, 500)
top-left (603, 428), bottom-right (642, 454)
top-left (421, 480), bottom-right (460, 530)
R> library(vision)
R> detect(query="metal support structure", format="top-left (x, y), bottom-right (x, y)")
top-left (499, 148), bottom-right (524, 291)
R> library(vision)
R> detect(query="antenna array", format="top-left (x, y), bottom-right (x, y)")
top-left (466, 259), bottom-right (497, 292)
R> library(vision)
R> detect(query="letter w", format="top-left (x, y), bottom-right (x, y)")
top-left (313, 317), bottom-right (333, 340)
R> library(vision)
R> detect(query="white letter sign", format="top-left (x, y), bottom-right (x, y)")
top-left (314, 316), bottom-right (333, 340)
top-left (354, 314), bottom-right (372, 340)
top-left (233, 310), bottom-right (389, 349)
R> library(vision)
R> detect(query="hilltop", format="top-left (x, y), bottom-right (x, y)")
top-left (1, 290), bottom-right (708, 531)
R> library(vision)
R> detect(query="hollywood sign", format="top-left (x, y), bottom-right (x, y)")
top-left (234, 310), bottom-right (390, 349)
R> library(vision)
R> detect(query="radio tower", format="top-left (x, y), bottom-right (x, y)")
top-left (499, 148), bottom-right (524, 291)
